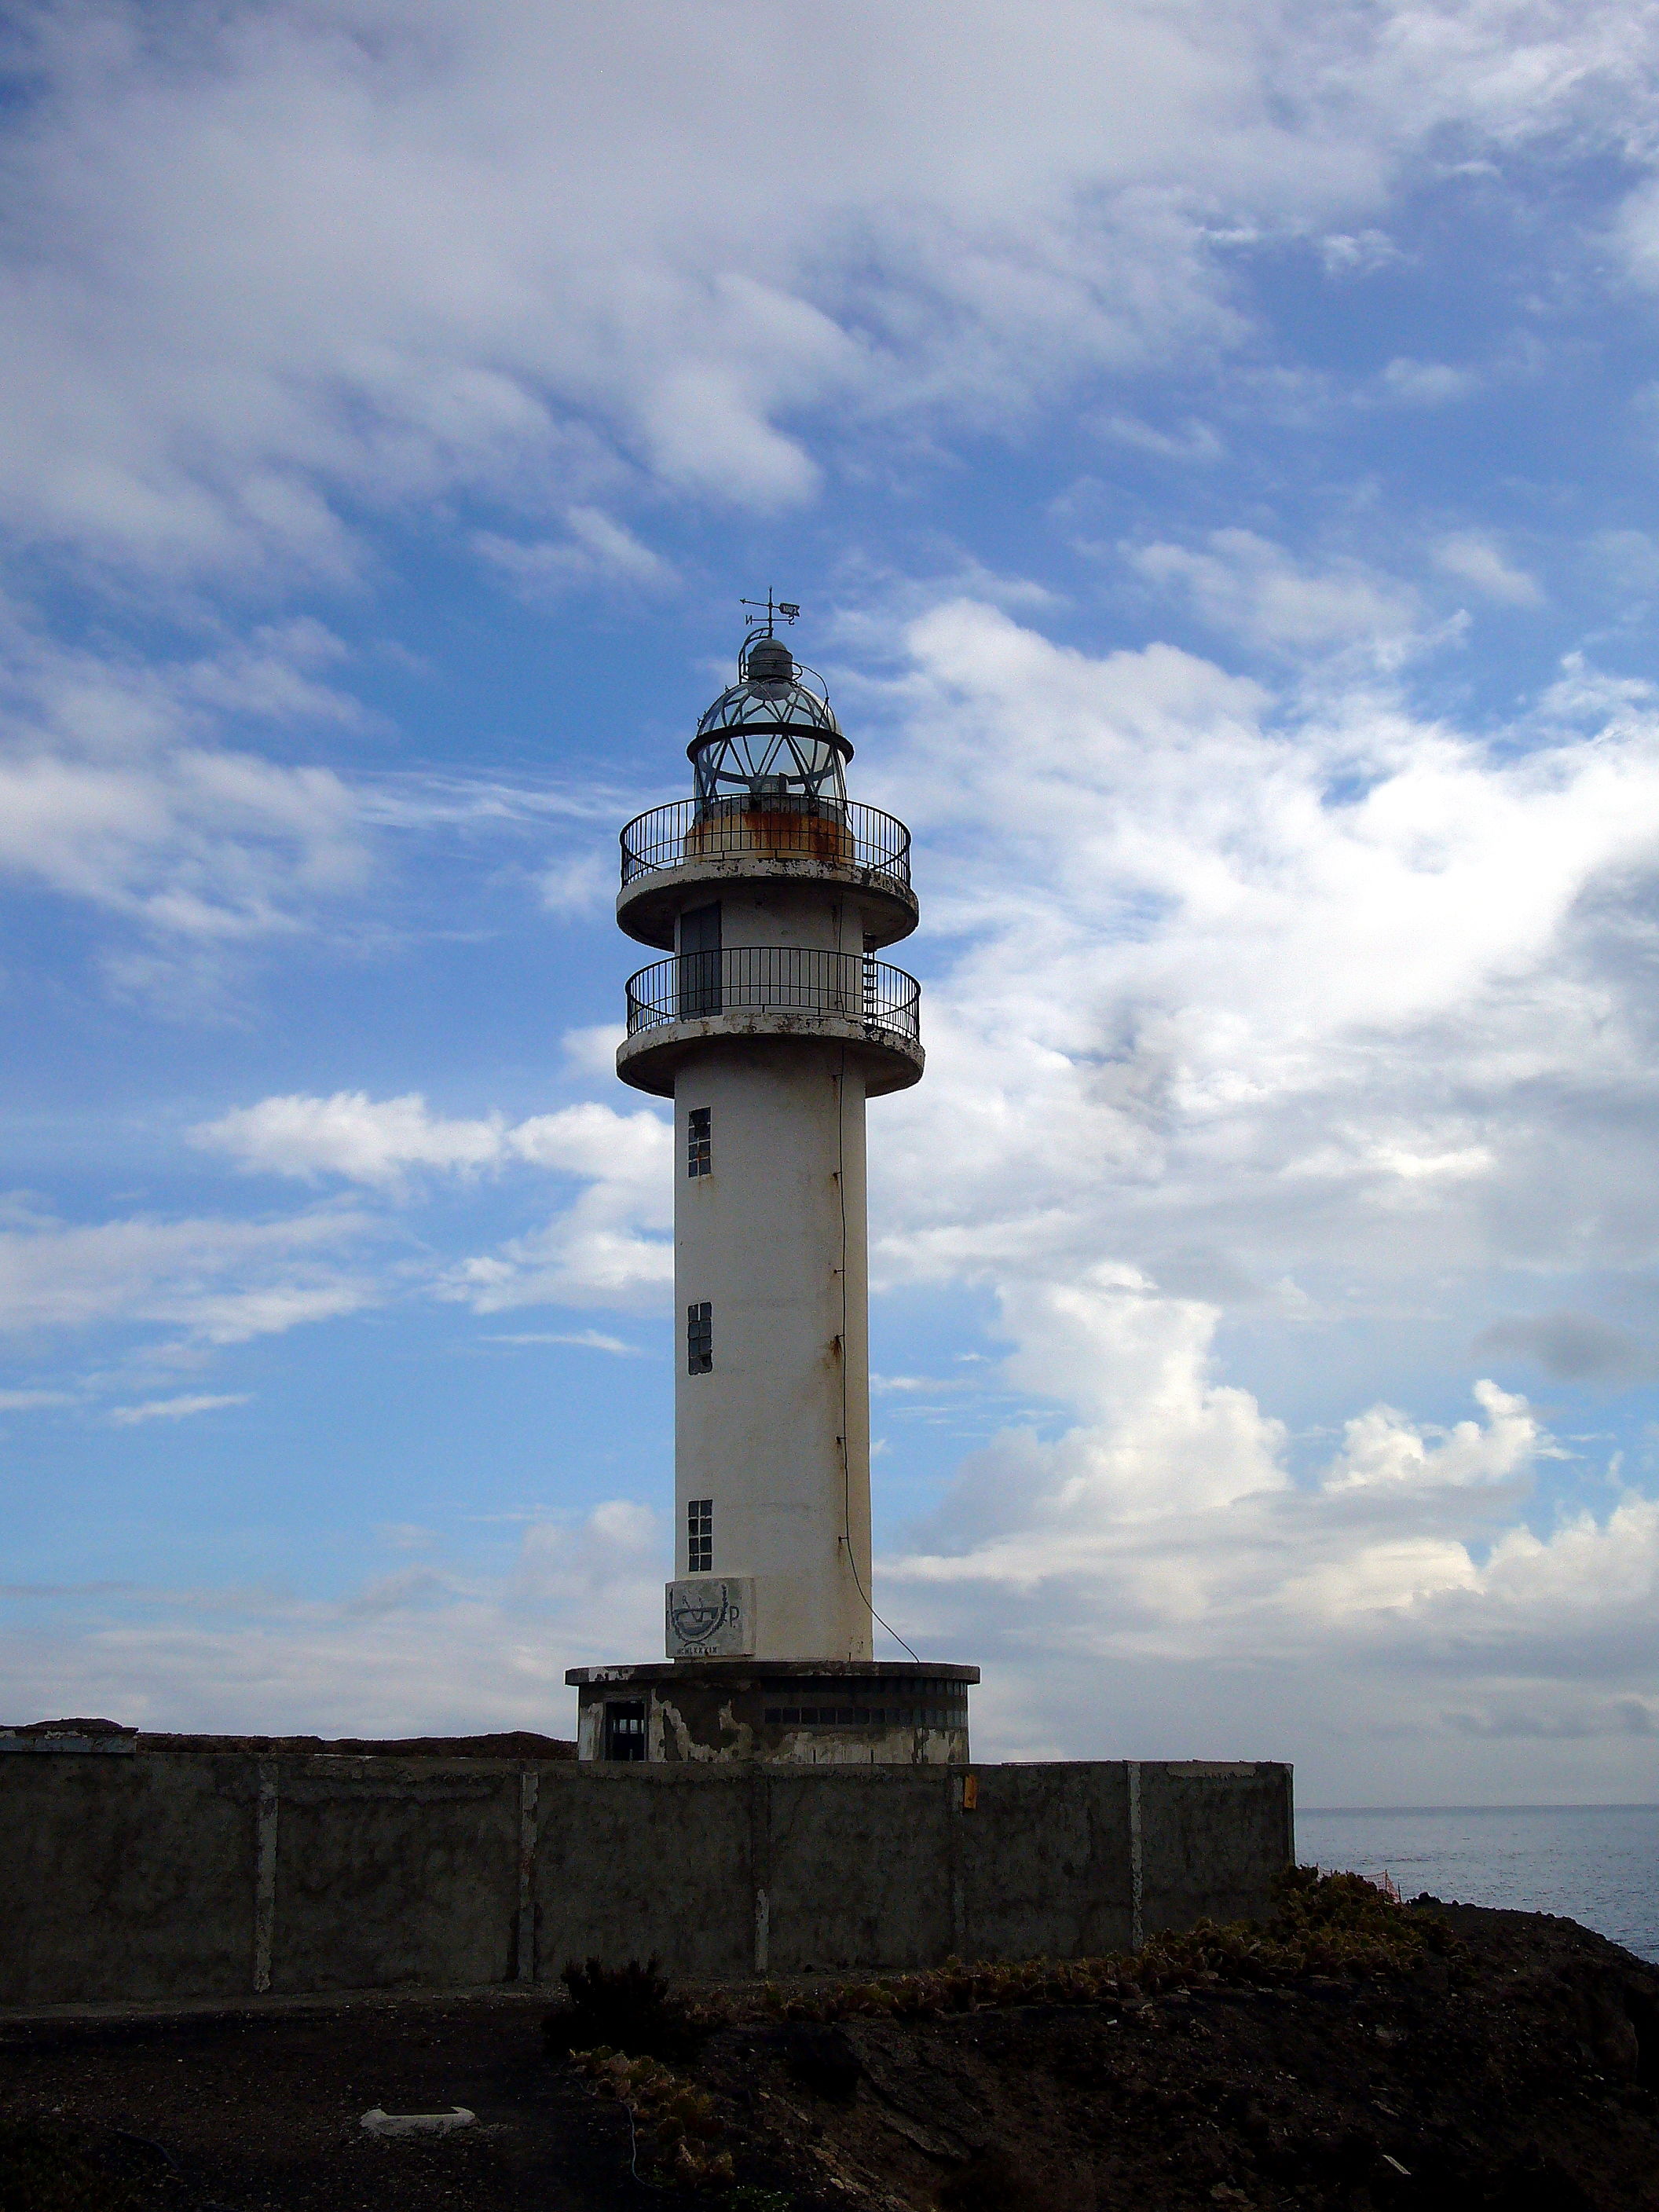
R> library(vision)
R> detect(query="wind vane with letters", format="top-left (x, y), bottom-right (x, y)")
top-left (739, 590), bottom-right (800, 638)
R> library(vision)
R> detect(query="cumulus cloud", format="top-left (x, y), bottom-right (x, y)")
top-left (0, 2), bottom-right (1647, 578)
top-left (881, 1293), bottom-right (1659, 1794)
top-left (0, 619), bottom-right (369, 946)
top-left (195, 1090), bottom-right (514, 1185)
top-left (1434, 531), bottom-right (1544, 606)
top-left (810, 596), bottom-right (1659, 1788)
top-left (1126, 530), bottom-right (1422, 655)
top-left (0, 1207), bottom-right (383, 1343)
top-left (472, 508), bottom-right (674, 598)
top-left (196, 1088), bottom-right (668, 1190)
top-left (193, 1087), bottom-right (674, 1309)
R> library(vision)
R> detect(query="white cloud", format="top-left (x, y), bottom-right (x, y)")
top-left (1323, 1379), bottom-right (1540, 1493)
top-left (1434, 531), bottom-right (1544, 606)
top-left (0, 621), bottom-right (369, 946)
top-left (484, 1330), bottom-right (640, 1354)
top-left (880, 1280), bottom-right (1659, 1793)
top-left (109, 1393), bottom-right (251, 1425)
top-left (1378, 357), bottom-right (1478, 405)
top-left (1126, 529), bottom-right (1422, 654)
top-left (1318, 228), bottom-right (1405, 275)
top-left (445, 1181), bottom-right (674, 1314)
top-left (192, 1088), bottom-right (673, 1311)
top-left (472, 507), bottom-right (673, 599)
top-left (0, 1500), bottom-right (665, 1738)
top-left (1096, 415), bottom-right (1225, 462)
top-left (0, 1208), bottom-right (382, 1343)
top-left (195, 1089), bottom-right (669, 1193)
top-left (0, 2), bottom-right (1646, 577)
top-left (800, 595), bottom-right (1659, 1789)
top-left (195, 1091), bottom-right (511, 1185)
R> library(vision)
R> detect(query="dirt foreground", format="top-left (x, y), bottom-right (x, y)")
top-left (3, 1890), bottom-right (1658, 2212)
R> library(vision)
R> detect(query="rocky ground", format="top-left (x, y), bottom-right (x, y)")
top-left (3, 1881), bottom-right (1657, 2212)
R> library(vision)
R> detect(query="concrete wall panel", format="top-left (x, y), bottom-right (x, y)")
top-left (764, 1770), bottom-right (953, 1973)
top-left (535, 1768), bottom-right (755, 1982)
top-left (1138, 1761), bottom-right (1297, 1936)
top-left (270, 1762), bottom-right (520, 1995)
top-left (0, 1753), bottom-right (255, 2005)
top-left (961, 1763), bottom-right (1137, 1960)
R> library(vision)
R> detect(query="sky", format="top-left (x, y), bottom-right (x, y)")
top-left (5, 1), bottom-right (1659, 1804)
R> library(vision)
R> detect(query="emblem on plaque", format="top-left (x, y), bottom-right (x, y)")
top-left (665, 1577), bottom-right (756, 1658)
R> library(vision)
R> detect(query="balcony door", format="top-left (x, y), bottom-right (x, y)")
top-left (678, 901), bottom-right (722, 1017)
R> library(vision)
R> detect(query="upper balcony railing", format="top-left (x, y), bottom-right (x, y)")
top-left (620, 797), bottom-right (910, 895)
top-left (625, 947), bottom-right (921, 1049)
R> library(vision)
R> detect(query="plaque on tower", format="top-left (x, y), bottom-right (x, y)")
top-left (665, 1577), bottom-right (756, 1659)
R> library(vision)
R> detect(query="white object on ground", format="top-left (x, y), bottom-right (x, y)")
top-left (360, 2107), bottom-right (476, 2137)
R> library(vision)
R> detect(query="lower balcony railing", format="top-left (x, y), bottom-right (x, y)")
top-left (624, 947), bottom-right (921, 1046)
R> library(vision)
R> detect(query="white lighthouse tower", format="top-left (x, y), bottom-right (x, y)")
top-left (569, 602), bottom-right (976, 1764)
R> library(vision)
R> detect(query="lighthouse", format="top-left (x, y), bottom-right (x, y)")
top-left (568, 602), bottom-right (976, 1764)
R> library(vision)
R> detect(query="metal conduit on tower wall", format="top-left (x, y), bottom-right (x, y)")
top-left (567, 604), bottom-right (976, 1767)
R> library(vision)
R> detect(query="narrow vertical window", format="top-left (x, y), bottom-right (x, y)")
top-left (687, 1497), bottom-right (712, 1574)
top-left (687, 1106), bottom-right (712, 1177)
top-left (687, 1301), bottom-right (712, 1374)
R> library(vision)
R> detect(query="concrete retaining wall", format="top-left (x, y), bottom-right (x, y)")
top-left (0, 1751), bottom-right (1292, 2009)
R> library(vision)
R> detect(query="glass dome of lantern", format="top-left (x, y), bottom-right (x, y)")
top-left (688, 631), bottom-right (851, 816)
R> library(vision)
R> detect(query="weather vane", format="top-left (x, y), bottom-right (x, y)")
top-left (740, 590), bottom-right (800, 639)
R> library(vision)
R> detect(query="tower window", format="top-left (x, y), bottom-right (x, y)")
top-left (687, 1496), bottom-right (712, 1574)
top-left (687, 1302), bottom-right (712, 1374)
top-left (603, 1701), bottom-right (646, 1762)
top-left (687, 1107), bottom-right (712, 1177)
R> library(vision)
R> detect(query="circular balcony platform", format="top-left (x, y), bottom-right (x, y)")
top-left (617, 798), bottom-right (917, 950)
top-left (567, 1658), bottom-right (979, 1767)
top-left (616, 947), bottom-right (924, 1097)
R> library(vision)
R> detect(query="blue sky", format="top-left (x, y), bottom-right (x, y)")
top-left (5, 0), bottom-right (1659, 1801)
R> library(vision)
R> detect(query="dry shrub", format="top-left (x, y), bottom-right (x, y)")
top-left (543, 1955), bottom-right (714, 2060)
top-left (568, 2045), bottom-right (734, 2188)
top-left (764, 1869), bottom-right (1466, 2026)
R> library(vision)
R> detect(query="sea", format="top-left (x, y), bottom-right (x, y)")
top-left (1297, 1804), bottom-right (1659, 1963)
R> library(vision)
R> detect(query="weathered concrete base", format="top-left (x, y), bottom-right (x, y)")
top-left (0, 1749), bottom-right (1292, 2009)
top-left (569, 1658), bottom-right (977, 1765)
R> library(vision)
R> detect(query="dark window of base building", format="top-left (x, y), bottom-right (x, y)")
top-left (603, 1700), bottom-right (646, 1760)
top-left (763, 1705), bottom-right (958, 1728)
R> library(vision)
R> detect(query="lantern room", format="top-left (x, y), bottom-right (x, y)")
top-left (687, 632), bottom-right (851, 814)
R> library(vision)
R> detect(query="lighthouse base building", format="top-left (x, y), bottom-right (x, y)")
top-left (568, 1657), bottom-right (977, 1766)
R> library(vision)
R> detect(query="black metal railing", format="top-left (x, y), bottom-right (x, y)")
top-left (624, 947), bottom-right (921, 1046)
top-left (620, 797), bottom-right (911, 893)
